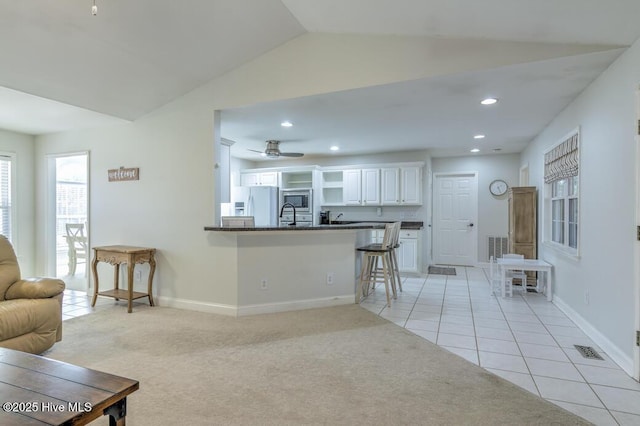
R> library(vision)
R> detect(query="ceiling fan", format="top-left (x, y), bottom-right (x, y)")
top-left (248, 140), bottom-right (304, 158)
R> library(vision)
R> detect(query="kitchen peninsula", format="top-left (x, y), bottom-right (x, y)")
top-left (204, 222), bottom-right (422, 316)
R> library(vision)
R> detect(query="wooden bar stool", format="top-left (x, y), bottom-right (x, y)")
top-left (356, 223), bottom-right (398, 307)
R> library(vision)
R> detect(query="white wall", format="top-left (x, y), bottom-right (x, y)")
top-left (31, 33), bottom-right (622, 311)
top-left (522, 38), bottom-right (640, 373)
top-left (0, 129), bottom-right (35, 275)
top-left (432, 154), bottom-right (521, 263)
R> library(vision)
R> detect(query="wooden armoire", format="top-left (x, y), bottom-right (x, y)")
top-left (508, 187), bottom-right (537, 286)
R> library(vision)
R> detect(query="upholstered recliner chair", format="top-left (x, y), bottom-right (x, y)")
top-left (0, 235), bottom-right (65, 354)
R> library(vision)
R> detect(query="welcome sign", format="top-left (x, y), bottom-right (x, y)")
top-left (108, 167), bottom-right (139, 182)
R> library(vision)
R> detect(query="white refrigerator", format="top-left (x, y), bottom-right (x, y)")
top-left (232, 186), bottom-right (279, 226)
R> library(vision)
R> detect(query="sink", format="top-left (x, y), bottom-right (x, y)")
top-left (328, 220), bottom-right (358, 225)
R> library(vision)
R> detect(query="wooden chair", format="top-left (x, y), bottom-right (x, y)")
top-left (356, 223), bottom-right (398, 307)
top-left (502, 253), bottom-right (528, 295)
top-left (65, 223), bottom-right (88, 276)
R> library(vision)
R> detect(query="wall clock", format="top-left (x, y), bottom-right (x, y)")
top-left (489, 179), bottom-right (508, 196)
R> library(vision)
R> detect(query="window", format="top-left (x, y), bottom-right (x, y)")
top-left (551, 176), bottom-right (579, 249)
top-left (0, 155), bottom-right (13, 241)
top-left (544, 130), bottom-right (579, 255)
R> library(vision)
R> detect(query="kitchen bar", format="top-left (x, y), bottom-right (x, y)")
top-left (204, 222), bottom-right (422, 316)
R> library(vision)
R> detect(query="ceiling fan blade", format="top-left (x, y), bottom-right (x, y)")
top-left (247, 149), bottom-right (265, 154)
top-left (279, 152), bottom-right (304, 157)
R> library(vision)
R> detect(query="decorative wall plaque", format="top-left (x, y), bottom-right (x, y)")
top-left (108, 167), bottom-right (139, 182)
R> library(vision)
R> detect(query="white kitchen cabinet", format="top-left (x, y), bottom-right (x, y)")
top-left (379, 167), bottom-right (421, 206)
top-left (361, 168), bottom-right (380, 205)
top-left (342, 168), bottom-right (380, 206)
top-left (370, 228), bottom-right (421, 273)
top-left (343, 169), bottom-right (362, 205)
top-left (400, 167), bottom-right (422, 205)
top-left (398, 230), bottom-right (419, 273)
top-left (321, 170), bottom-right (344, 206)
top-left (240, 171), bottom-right (279, 187)
top-left (280, 170), bottom-right (313, 189)
top-left (318, 162), bottom-right (424, 207)
top-left (381, 168), bottom-right (400, 205)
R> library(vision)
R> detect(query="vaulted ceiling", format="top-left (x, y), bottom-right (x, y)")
top-left (1, 0), bottom-right (639, 156)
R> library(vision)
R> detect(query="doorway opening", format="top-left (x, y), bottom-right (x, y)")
top-left (48, 153), bottom-right (89, 291)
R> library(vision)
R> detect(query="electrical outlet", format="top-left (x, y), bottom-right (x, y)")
top-left (326, 272), bottom-right (334, 285)
top-left (260, 278), bottom-right (268, 290)
top-left (135, 270), bottom-right (142, 282)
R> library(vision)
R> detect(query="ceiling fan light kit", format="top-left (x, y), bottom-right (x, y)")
top-left (248, 140), bottom-right (304, 158)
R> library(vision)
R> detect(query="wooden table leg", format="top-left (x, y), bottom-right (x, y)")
top-left (127, 256), bottom-right (134, 314)
top-left (147, 254), bottom-right (156, 307)
top-left (105, 398), bottom-right (127, 426)
top-left (112, 263), bottom-right (120, 301)
top-left (91, 255), bottom-right (99, 307)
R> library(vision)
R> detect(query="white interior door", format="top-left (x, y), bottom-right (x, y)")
top-left (433, 173), bottom-right (478, 266)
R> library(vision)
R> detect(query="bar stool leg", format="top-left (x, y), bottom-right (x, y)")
top-left (391, 248), bottom-right (402, 293)
top-left (381, 254), bottom-right (392, 307)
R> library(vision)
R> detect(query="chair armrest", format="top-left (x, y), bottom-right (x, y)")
top-left (5, 278), bottom-right (65, 300)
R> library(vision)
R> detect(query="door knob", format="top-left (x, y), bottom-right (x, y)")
top-left (468, 223), bottom-right (474, 227)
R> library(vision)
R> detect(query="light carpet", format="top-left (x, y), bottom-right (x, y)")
top-left (45, 304), bottom-right (589, 425)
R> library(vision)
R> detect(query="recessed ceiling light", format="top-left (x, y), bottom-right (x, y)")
top-left (474, 134), bottom-right (485, 139)
top-left (281, 121), bottom-right (293, 127)
top-left (330, 146), bottom-right (340, 151)
top-left (480, 98), bottom-right (498, 105)
top-left (470, 148), bottom-right (480, 153)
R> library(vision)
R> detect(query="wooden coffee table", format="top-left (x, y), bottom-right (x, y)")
top-left (0, 347), bottom-right (139, 425)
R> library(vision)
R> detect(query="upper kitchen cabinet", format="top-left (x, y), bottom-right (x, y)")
top-left (343, 168), bottom-right (380, 205)
top-left (381, 168), bottom-right (400, 205)
top-left (321, 170), bottom-right (344, 206)
top-left (343, 169), bottom-right (362, 205)
top-left (381, 166), bottom-right (422, 205)
top-left (319, 162), bottom-right (423, 207)
top-left (361, 169), bottom-right (381, 205)
top-left (280, 169), bottom-right (315, 190)
top-left (240, 171), bottom-right (279, 187)
top-left (400, 166), bottom-right (422, 205)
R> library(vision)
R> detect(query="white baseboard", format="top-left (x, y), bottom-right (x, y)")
top-left (155, 296), bottom-right (238, 316)
top-left (553, 296), bottom-right (634, 376)
top-left (236, 295), bottom-right (355, 316)
top-left (155, 294), bottom-right (355, 317)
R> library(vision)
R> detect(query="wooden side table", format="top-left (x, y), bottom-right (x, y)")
top-left (91, 245), bottom-right (156, 313)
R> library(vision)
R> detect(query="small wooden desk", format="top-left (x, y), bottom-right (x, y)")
top-left (498, 258), bottom-right (553, 301)
top-left (0, 347), bottom-right (139, 425)
top-left (91, 245), bottom-right (156, 313)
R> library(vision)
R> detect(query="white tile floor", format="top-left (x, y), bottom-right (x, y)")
top-left (61, 289), bottom-right (136, 320)
top-left (359, 266), bottom-right (640, 426)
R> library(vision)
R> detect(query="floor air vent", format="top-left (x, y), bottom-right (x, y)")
top-left (574, 345), bottom-right (604, 360)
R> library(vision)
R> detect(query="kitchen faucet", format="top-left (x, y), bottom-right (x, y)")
top-left (279, 202), bottom-right (297, 226)
top-left (330, 212), bottom-right (343, 225)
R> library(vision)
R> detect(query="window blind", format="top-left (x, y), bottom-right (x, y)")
top-left (544, 132), bottom-right (579, 184)
top-left (0, 155), bottom-right (11, 240)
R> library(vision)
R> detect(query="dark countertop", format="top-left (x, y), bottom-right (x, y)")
top-left (204, 221), bottom-right (423, 232)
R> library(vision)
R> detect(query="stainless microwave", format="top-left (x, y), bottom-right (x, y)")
top-left (280, 189), bottom-right (312, 212)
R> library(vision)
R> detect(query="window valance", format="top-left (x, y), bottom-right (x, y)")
top-left (544, 132), bottom-right (579, 184)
